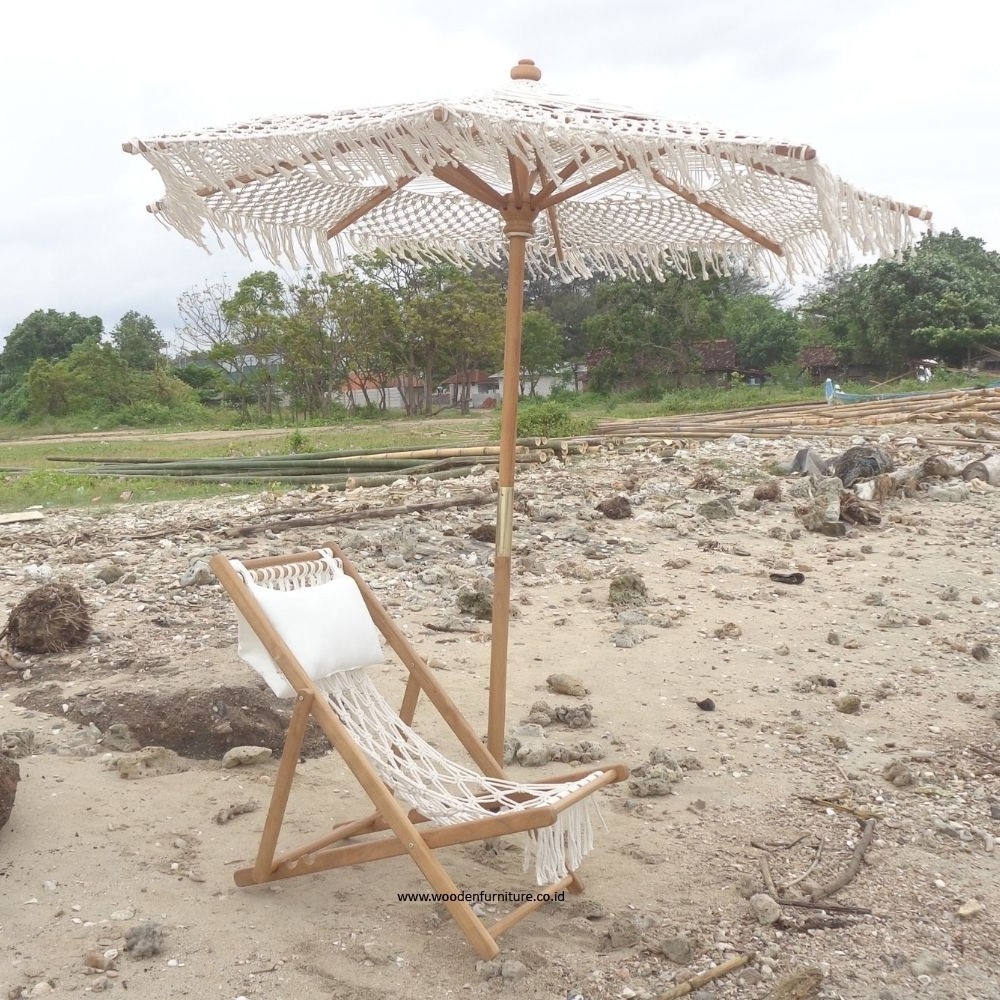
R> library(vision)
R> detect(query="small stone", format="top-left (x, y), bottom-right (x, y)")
top-left (971, 644), bottom-right (991, 662)
top-left (221, 746), bottom-right (273, 768)
top-left (657, 934), bottom-right (696, 964)
top-left (546, 672), bottom-right (589, 697)
top-left (695, 698), bottom-right (715, 712)
top-left (361, 941), bottom-right (396, 965)
top-left (475, 959), bottom-right (501, 980)
top-left (957, 899), bottom-right (984, 919)
top-left (178, 560), bottom-right (214, 587)
top-left (500, 959), bottom-right (527, 980)
top-left (835, 694), bottom-right (862, 715)
top-left (605, 917), bottom-right (642, 949)
top-left (749, 893), bottom-right (782, 925)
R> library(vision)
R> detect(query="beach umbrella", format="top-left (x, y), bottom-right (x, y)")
top-left (123, 59), bottom-right (929, 762)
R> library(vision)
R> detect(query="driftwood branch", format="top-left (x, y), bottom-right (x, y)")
top-left (809, 818), bottom-right (876, 902)
top-left (657, 953), bottom-right (752, 999)
top-left (221, 492), bottom-right (493, 538)
top-left (775, 898), bottom-right (872, 915)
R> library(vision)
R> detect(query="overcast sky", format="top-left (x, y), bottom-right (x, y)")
top-left (1, 0), bottom-right (993, 349)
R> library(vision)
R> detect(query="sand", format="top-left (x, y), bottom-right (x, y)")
top-left (1, 425), bottom-right (998, 1000)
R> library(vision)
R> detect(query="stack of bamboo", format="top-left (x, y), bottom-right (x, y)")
top-left (47, 440), bottom-right (587, 488)
top-left (594, 385), bottom-right (1000, 440)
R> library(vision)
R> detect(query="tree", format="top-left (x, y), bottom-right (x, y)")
top-left (800, 231), bottom-right (1000, 370)
top-left (519, 309), bottom-right (564, 395)
top-left (111, 311), bottom-right (167, 370)
top-left (722, 294), bottom-right (801, 370)
top-left (403, 267), bottom-right (504, 413)
top-left (583, 276), bottom-right (724, 393)
top-left (1, 309), bottom-right (103, 381)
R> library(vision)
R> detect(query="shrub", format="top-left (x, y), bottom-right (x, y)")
top-left (514, 400), bottom-right (594, 439)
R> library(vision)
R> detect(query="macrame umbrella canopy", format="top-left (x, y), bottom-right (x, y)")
top-left (123, 60), bottom-right (929, 282)
top-left (123, 59), bottom-right (930, 763)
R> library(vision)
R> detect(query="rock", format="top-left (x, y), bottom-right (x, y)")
top-left (222, 745), bottom-right (273, 768)
top-left (500, 959), bottom-right (527, 980)
top-left (657, 934), bottom-right (697, 964)
top-left (749, 893), bottom-right (782, 925)
top-left (832, 445), bottom-right (892, 487)
top-left (546, 672), bottom-right (589, 697)
top-left (111, 746), bottom-right (188, 779)
top-left (628, 762), bottom-right (680, 797)
top-left (957, 899), bottom-right (984, 919)
top-left (605, 916), bottom-right (642, 949)
top-left (0, 755), bottom-right (20, 831)
top-left (101, 722), bottom-right (135, 751)
top-left (178, 560), bottom-right (214, 587)
top-left (1, 729), bottom-right (35, 759)
top-left (552, 704), bottom-right (593, 728)
top-left (834, 693), bottom-right (862, 715)
top-left (698, 497), bottom-right (736, 520)
top-left (95, 564), bottom-right (125, 584)
top-left (124, 920), bottom-right (166, 958)
top-left (882, 761), bottom-right (914, 787)
top-left (361, 940), bottom-right (397, 965)
top-left (609, 570), bottom-right (648, 607)
top-left (596, 496), bottom-right (633, 520)
top-left (514, 740), bottom-right (551, 767)
top-left (456, 579), bottom-right (493, 620)
top-left (475, 958), bottom-right (502, 980)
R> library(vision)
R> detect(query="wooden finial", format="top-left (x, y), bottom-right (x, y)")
top-left (510, 59), bottom-right (541, 82)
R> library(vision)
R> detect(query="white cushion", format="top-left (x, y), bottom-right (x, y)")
top-left (236, 572), bottom-right (385, 698)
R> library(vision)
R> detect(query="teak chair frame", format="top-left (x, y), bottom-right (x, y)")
top-left (210, 542), bottom-right (628, 959)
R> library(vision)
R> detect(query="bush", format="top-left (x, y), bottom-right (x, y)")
top-left (514, 400), bottom-right (594, 439)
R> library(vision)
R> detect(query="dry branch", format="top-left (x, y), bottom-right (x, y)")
top-left (809, 818), bottom-right (875, 902)
top-left (221, 492), bottom-right (493, 538)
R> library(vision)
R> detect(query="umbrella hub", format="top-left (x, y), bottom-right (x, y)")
top-left (501, 203), bottom-right (537, 239)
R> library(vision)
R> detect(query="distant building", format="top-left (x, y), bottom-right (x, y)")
top-left (492, 366), bottom-right (584, 399)
top-left (798, 346), bottom-right (839, 383)
top-left (337, 373), bottom-right (425, 410)
top-left (441, 369), bottom-right (499, 407)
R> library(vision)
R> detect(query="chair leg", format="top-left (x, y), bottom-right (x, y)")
top-left (252, 691), bottom-right (313, 883)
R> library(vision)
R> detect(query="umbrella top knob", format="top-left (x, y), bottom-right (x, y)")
top-left (510, 59), bottom-right (541, 82)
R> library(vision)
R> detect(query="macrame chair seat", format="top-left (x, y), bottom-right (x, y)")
top-left (209, 543), bottom-right (628, 959)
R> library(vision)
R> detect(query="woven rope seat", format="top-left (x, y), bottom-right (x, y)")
top-left (231, 550), bottom-right (601, 884)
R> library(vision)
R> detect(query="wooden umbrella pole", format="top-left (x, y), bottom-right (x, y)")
top-left (488, 218), bottom-right (532, 764)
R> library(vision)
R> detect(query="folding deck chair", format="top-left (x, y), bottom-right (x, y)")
top-left (210, 543), bottom-right (628, 959)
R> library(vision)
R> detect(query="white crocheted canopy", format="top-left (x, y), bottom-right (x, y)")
top-left (123, 59), bottom-right (929, 282)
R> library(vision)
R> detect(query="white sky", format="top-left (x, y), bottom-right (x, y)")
top-left (1, 0), bottom-right (994, 348)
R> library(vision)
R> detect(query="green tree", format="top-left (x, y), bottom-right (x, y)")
top-left (519, 308), bottom-right (565, 396)
top-left (722, 294), bottom-right (801, 370)
top-left (1, 309), bottom-right (103, 381)
top-left (801, 231), bottom-right (1000, 370)
top-left (583, 276), bottom-right (724, 393)
top-left (403, 267), bottom-right (504, 413)
top-left (111, 311), bottom-right (167, 370)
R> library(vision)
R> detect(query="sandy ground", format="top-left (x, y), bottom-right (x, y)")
top-left (1, 425), bottom-right (999, 1000)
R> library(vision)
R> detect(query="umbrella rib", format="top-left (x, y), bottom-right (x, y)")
top-left (325, 177), bottom-right (416, 240)
top-left (431, 163), bottom-right (506, 210)
top-left (740, 160), bottom-right (931, 220)
top-left (507, 150), bottom-right (533, 211)
top-left (642, 162), bottom-right (783, 257)
top-left (535, 164), bottom-right (632, 211)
